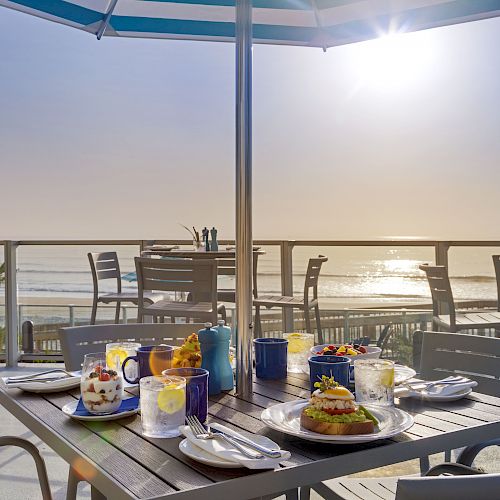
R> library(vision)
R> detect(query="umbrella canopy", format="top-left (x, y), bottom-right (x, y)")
top-left (2, 0), bottom-right (500, 395)
top-left (2, 0), bottom-right (500, 46)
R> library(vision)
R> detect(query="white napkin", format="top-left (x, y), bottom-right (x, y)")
top-left (396, 379), bottom-right (477, 399)
top-left (423, 380), bottom-right (477, 397)
top-left (180, 422), bottom-right (290, 469)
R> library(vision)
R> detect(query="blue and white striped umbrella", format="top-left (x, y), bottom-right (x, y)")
top-left (2, 1), bottom-right (500, 47)
top-left (3, 0), bottom-right (499, 392)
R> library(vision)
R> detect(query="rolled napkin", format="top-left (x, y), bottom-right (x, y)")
top-left (180, 422), bottom-right (290, 469)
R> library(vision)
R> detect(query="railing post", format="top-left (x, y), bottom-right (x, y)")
top-left (122, 306), bottom-right (128, 324)
top-left (343, 310), bottom-right (350, 343)
top-left (69, 305), bottom-right (75, 327)
top-left (5, 241), bottom-right (19, 367)
top-left (280, 240), bottom-right (294, 333)
top-left (435, 242), bottom-right (450, 267)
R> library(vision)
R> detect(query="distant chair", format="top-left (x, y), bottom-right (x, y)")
top-left (59, 323), bottom-right (204, 371)
top-left (135, 257), bottom-right (226, 324)
top-left (254, 255), bottom-right (328, 342)
top-left (217, 249), bottom-right (264, 303)
top-left (492, 255), bottom-right (500, 311)
top-left (88, 252), bottom-right (164, 325)
top-left (419, 264), bottom-right (500, 333)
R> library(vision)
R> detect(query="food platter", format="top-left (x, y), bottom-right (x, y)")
top-left (261, 400), bottom-right (413, 444)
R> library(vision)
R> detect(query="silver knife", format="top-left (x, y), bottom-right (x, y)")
top-left (209, 427), bottom-right (282, 459)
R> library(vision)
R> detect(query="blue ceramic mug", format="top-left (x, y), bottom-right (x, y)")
top-left (122, 345), bottom-right (174, 384)
top-left (253, 338), bottom-right (288, 380)
top-left (163, 367), bottom-right (209, 423)
top-left (308, 355), bottom-right (350, 392)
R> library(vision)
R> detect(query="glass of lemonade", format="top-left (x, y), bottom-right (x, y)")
top-left (140, 375), bottom-right (186, 438)
top-left (354, 359), bottom-right (395, 406)
top-left (283, 332), bottom-right (315, 373)
top-left (106, 342), bottom-right (141, 380)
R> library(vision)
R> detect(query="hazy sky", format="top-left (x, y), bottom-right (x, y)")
top-left (1, 9), bottom-right (499, 240)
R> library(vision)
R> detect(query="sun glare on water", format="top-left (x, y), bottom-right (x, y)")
top-left (351, 31), bottom-right (434, 89)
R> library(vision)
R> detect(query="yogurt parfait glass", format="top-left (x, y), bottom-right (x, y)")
top-left (81, 353), bottom-right (124, 415)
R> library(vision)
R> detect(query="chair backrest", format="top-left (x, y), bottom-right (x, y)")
top-left (492, 255), bottom-right (500, 312)
top-left (216, 249), bottom-right (263, 298)
top-left (303, 255), bottom-right (328, 303)
top-left (88, 252), bottom-right (122, 295)
top-left (135, 257), bottom-right (217, 306)
top-left (419, 330), bottom-right (500, 396)
top-left (419, 264), bottom-right (456, 328)
top-left (395, 473), bottom-right (500, 500)
top-left (59, 323), bottom-right (205, 371)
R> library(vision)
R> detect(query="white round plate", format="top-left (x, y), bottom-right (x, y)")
top-left (261, 400), bottom-right (413, 444)
top-left (408, 387), bottom-right (473, 402)
top-left (394, 365), bottom-right (417, 385)
top-left (62, 400), bottom-right (139, 421)
top-left (15, 372), bottom-right (81, 393)
top-left (179, 439), bottom-right (242, 468)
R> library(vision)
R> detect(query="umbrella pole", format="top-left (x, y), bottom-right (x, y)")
top-left (235, 0), bottom-right (253, 397)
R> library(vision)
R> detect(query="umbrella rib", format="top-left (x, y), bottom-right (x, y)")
top-left (309, 0), bottom-right (327, 52)
top-left (97, 0), bottom-right (119, 40)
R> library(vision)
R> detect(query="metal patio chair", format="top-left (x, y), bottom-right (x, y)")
top-left (88, 252), bottom-right (164, 325)
top-left (0, 437), bottom-right (52, 500)
top-left (419, 264), bottom-right (500, 333)
top-left (254, 255), bottom-right (328, 342)
top-left (58, 322), bottom-right (205, 371)
top-left (135, 257), bottom-right (226, 324)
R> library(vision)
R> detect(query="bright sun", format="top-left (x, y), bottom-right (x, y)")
top-left (351, 31), bottom-right (434, 89)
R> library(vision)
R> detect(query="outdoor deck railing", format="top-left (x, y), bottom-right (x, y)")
top-left (2, 238), bottom-right (500, 366)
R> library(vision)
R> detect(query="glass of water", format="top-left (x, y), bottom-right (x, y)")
top-left (354, 359), bottom-right (395, 406)
top-left (106, 342), bottom-right (141, 379)
top-left (283, 332), bottom-right (314, 373)
top-left (140, 375), bottom-right (186, 438)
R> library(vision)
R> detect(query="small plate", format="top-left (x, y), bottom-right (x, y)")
top-left (261, 400), bottom-right (413, 444)
top-left (179, 439), bottom-right (243, 468)
top-left (62, 400), bottom-right (139, 421)
top-left (406, 387), bottom-right (473, 402)
top-left (394, 365), bottom-right (417, 385)
top-left (3, 372), bottom-right (81, 393)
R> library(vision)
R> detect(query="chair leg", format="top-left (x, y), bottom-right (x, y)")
top-left (299, 486), bottom-right (311, 500)
top-left (0, 436), bottom-right (53, 500)
top-left (314, 305), bottom-right (323, 344)
top-left (254, 305), bottom-right (262, 337)
top-left (114, 301), bottom-right (121, 324)
top-left (304, 307), bottom-right (312, 334)
top-left (90, 298), bottom-right (98, 325)
top-left (220, 305), bottom-right (227, 322)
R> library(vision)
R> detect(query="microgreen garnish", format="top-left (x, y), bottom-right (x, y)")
top-left (313, 375), bottom-right (339, 392)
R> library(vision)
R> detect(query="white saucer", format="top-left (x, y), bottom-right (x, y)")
top-left (405, 387), bottom-right (473, 402)
top-left (179, 439), bottom-right (243, 468)
top-left (2, 372), bottom-right (81, 393)
top-left (62, 399), bottom-right (139, 421)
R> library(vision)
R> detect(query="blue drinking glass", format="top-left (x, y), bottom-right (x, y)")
top-left (163, 367), bottom-right (209, 423)
top-left (308, 355), bottom-right (350, 392)
top-left (253, 338), bottom-right (288, 380)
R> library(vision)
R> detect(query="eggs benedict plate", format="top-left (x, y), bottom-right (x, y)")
top-left (300, 376), bottom-right (377, 435)
top-left (261, 376), bottom-right (414, 443)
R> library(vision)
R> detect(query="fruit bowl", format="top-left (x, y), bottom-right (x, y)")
top-left (309, 344), bottom-right (382, 365)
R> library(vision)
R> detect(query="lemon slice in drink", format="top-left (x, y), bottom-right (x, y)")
top-left (380, 368), bottom-right (395, 387)
top-left (287, 333), bottom-right (306, 354)
top-left (106, 348), bottom-right (128, 370)
top-left (157, 386), bottom-right (186, 414)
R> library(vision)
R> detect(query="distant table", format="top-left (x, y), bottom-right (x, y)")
top-left (142, 247), bottom-right (263, 258)
top-left (1, 373), bottom-right (500, 499)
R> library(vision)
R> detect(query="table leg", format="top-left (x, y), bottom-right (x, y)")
top-left (91, 485), bottom-right (106, 500)
top-left (66, 467), bottom-right (82, 500)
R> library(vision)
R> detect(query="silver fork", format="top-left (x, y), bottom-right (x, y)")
top-left (186, 415), bottom-right (264, 459)
top-left (6, 368), bottom-right (76, 383)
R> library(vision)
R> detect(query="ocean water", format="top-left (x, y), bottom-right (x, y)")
top-left (11, 244), bottom-right (500, 308)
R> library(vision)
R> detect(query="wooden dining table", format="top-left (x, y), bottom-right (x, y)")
top-left (1, 372), bottom-right (500, 500)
